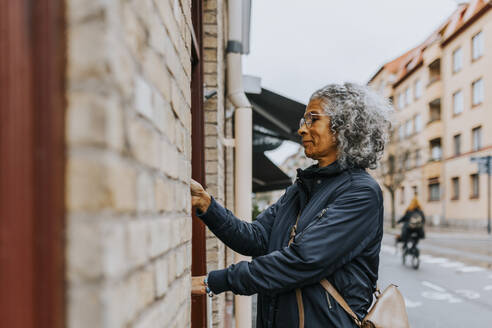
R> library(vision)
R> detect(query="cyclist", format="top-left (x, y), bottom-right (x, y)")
top-left (397, 195), bottom-right (425, 250)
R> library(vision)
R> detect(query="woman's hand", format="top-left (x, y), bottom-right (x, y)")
top-left (191, 179), bottom-right (211, 213)
top-left (191, 275), bottom-right (207, 295)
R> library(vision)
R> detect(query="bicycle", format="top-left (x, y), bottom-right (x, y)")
top-left (401, 232), bottom-right (420, 270)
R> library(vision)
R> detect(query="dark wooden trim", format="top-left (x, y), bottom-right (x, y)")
top-left (0, 2), bottom-right (35, 327)
top-left (31, 1), bottom-right (66, 328)
top-left (190, 0), bottom-right (207, 327)
top-left (0, 1), bottom-right (66, 327)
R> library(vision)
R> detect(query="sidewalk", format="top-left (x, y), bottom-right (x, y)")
top-left (383, 225), bottom-right (492, 269)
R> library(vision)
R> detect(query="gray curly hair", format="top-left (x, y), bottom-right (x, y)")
top-left (310, 83), bottom-right (393, 170)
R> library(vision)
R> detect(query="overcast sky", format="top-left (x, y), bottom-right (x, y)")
top-left (245, 0), bottom-right (461, 164)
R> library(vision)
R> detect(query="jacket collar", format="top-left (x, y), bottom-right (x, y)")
top-left (295, 160), bottom-right (343, 181)
top-left (295, 160), bottom-right (343, 207)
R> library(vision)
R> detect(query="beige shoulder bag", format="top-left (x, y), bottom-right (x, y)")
top-left (289, 213), bottom-right (410, 328)
top-left (320, 279), bottom-right (410, 328)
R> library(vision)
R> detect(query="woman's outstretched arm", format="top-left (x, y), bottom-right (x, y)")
top-left (191, 179), bottom-right (293, 257)
top-left (206, 180), bottom-right (383, 296)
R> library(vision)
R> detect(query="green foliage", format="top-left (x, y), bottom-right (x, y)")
top-left (252, 201), bottom-right (261, 221)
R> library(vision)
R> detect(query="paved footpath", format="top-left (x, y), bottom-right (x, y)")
top-left (380, 233), bottom-right (492, 327)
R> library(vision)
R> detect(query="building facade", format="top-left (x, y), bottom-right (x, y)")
top-left (369, 0), bottom-right (492, 229)
top-left (1, 0), bottom-right (242, 327)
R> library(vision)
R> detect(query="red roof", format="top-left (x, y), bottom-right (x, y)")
top-left (370, 0), bottom-right (491, 87)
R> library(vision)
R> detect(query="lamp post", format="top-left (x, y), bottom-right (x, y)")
top-left (470, 156), bottom-right (491, 234)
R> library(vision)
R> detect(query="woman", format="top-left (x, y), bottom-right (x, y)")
top-left (397, 195), bottom-right (426, 249)
top-left (191, 83), bottom-right (392, 327)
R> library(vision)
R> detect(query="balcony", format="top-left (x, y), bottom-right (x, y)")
top-left (426, 78), bottom-right (442, 102)
top-left (423, 42), bottom-right (442, 67)
top-left (425, 99), bottom-right (443, 139)
top-left (427, 58), bottom-right (441, 88)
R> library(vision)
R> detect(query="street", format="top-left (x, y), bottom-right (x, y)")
top-left (379, 233), bottom-right (492, 327)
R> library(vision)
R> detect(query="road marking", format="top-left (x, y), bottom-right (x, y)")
top-left (456, 266), bottom-right (485, 273)
top-left (422, 281), bottom-right (446, 292)
top-left (484, 285), bottom-right (492, 291)
top-left (404, 298), bottom-right (422, 308)
top-left (455, 289), bottom-right (480, 299)
top-left (439, 261), bottom-right (465, 269)
top-left (421, 257), bottom-right (448, 264)
top-left (421, 291), bottom-right (462, 303)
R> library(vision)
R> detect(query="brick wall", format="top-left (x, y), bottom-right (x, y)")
top-left (66, 0), bottom-right (194, 326)
top-left (202, 0), bottom-right (234, 326)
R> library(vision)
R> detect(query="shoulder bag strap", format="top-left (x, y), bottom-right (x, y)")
top-left (320, 279), bottom-right (362, 327)
top-left (288, 212), bottom-right (305, 328)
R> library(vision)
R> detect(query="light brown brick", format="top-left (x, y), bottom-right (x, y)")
top-left (68, 283), bottom-right (103, 328)
top-left (127, 220), bottom-right (149, 268)
top-left (67, 158), bottom-right (110, 211)
top-left (107, 161), bottom-right (137, 212)
top-left (142, 49), bottom-right (172, 104)
top-left (128, 119), bottom-right (160, 169)
top-left (203, 11), bottom-right (217, 24)
top-left (204, 48), bottom-right (217, 62)
top-left (133, 269), bottom-right (156, 312)
top-left (67, 19), bottom-right (107, 83)
top-left (67, 218), bottom-right (103, 283)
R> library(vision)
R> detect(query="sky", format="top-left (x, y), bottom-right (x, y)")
top-left (244, 0), bottom-right (462, 165)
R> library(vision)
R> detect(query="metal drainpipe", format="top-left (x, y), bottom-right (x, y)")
top-left (227, 1), bottom-right (253, 327)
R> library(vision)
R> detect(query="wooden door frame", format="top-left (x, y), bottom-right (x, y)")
top-left (190, 0), bottom-right (207, 327)
top-left (0, 1), bottom-right (66, 327)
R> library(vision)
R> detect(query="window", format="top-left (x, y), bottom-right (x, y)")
top-left (398, 93), bottom-right (404, 109)
top-left (405, 120), bottom-right (413, 137)
top-left (405, 87), bottom-right (411, 105)
top-left (472, 31), bottom-right (483, 60)
top-left (452, 177), bottom-right (460, 200)
top-left (414, 79), bottom-right (422, 99)
top-left (472, 126), bottom-right (482, 151)
top-left (430, 138), bottom-right (442, 161)
top-left (398, 125), bottom-right (405, 140)
top-left (429, 58), bottom-right (441, 83)
top-left (415, 149), bottom-right (422, 167)
top-left (430, 99), bottom-right (441, 122)
top-left (404, 152), bottom-right (411, 170)
top-left (412, 185), bottom-right (418, 196)
top-left (453, 134), bottom-right (461, 156)
top-left (470, 174), bottom-right (479, 198)
top-left (429, 181), bottom-right (440, 201)
top-left (453, 90), bottom-right (463, 115)
top-left (414, 114), bottom-right (422, 132)
top-left (472, 78), bottom-right (483, 106)
top-left (400, 186), bottom-right (405, 204)
top-left (453, 47), bottom-right (462, 72)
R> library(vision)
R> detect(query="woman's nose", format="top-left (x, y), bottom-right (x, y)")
top-left (298, 123), bottom-right (307, 136)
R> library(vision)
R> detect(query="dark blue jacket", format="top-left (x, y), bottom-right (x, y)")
top-left (197, 161), bottom-right (384, 327)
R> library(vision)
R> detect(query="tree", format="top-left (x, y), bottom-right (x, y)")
top-left (378, 147), bottom-right (407, 228)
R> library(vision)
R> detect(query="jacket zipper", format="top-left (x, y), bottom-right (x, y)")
top-left (325, 291), bottom-right (332, 309)
top-left (296, 208), bottom-right (328, 240)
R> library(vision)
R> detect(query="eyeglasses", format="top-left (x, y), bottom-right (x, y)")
top-left (299, 112), bottom-right (330, 129)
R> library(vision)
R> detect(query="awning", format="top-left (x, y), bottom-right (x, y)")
top-left (252, 152), bottom-right (293, 193)
top-left (247, 87), bottom-right (306, 193)
top-left (248, 88), bottom-right (306, 144)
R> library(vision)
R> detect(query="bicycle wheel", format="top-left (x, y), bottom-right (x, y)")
top-left (411, 255), bottom-right (420, 269)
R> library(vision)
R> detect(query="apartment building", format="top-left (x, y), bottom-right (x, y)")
top-left (369, 0), bottom-right (492, 229)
